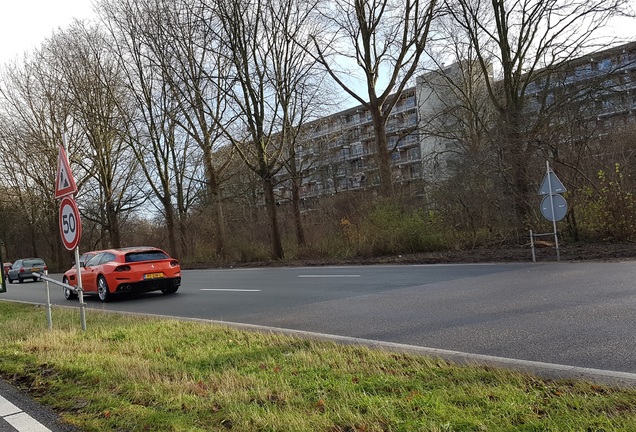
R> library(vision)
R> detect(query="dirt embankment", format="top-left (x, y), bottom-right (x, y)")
top-left (187, 242), bottom-right (636, 269)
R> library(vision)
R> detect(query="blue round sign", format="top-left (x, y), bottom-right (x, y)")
top-left (540, 194), bottom-right (567, 222)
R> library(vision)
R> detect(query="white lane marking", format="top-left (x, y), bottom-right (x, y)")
top-left (297, 274), bottom-right (361, 278)
top-left (201, 289), bottom-right (261, 292)
top-left (5, 412), bottom-right (52, 432)
top-left (0, 395), bottom-right (20, 416)
top-left (0, 395), bottom-right (51, 432)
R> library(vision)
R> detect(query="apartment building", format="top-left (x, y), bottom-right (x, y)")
top-left (290, 87), bottom-right (421, 200)
top-left (526, 41), bottom-right (636, 123)
top-left (273, 41), bottom-right (636, 204)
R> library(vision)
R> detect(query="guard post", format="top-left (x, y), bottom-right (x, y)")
top-left (0, 245), bottom-right (6, 293)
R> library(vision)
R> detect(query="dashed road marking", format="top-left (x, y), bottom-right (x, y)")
top-left (0, 394), bottom-right (51, 432)
top-left (297, 274), bottom-right (361, 278)
top-left (200, 289), bottom-right (261, 292)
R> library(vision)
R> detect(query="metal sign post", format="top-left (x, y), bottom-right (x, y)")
top-left (546, 162), bottom-right (560, 261)
top-left (74, 248), bottom-right (86, 331)
top-left (535, 161), bottom-right (568, 262)
top-left (56, 136), bottom-right (86, 331)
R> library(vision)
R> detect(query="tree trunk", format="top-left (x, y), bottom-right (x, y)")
top-left (501, 107), bottom-right (532, 226)
top-left (28, 217), bottom-right (38, 258)
top-left (179, 215), bottom-right (189, 257)
top-left (291, 175), bottom-right (305, 246)
top-left (163, 194), bottom-right (179, 259)
top-left (288, 152), bottom-right (305, 246)
top-left (262, 177), bottom-right (284, 259)
top-left (371, 107), bottom-right (393, 197)
top-left (203, 147), bottom-right (226, 257)
top-left (107, 201), bottom-right (121, 248)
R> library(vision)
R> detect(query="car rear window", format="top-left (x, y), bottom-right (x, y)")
top-left (25, 259), bottom-right (45, 267)
top-left (125, 251), bottom-right (169, 263)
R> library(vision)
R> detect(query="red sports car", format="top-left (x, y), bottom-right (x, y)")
top-left (62, 247), bottom-right (181, 301)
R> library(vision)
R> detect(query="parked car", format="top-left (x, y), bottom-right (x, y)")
top-left (62, 247), bottom-right (181, 301)
top-left (7, 258), bottom-right (48, 284)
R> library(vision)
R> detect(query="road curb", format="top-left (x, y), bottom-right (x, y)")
top-left (107, 308), bottom-right (636, 388)
top-left (5, 301), bottom-right (636, 388)
top-left (203, 319), bottom-right (636, 388)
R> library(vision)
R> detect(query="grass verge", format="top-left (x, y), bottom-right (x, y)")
top-left (0, 301), bottom-right (635, 431)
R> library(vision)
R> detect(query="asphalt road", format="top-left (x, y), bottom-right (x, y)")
top-left (2, 261), bottom-right (636, 375)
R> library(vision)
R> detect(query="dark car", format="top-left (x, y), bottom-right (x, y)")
top-left (7, 258), bottom-right (48, 284)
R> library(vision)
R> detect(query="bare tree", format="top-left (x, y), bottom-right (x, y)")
top-left (443, 0), bottom-right (633, 226)
top-left (310, 0), bottom-right (438, 197)
top-left (44, 22), bottom-right (145, 249)
top-left (98, 0), bottom-right (203, 258)
top-left (0, 55), bottom-right (76, 265)
top-left (212, 0), bottom-right (325, 259)
top-left (151, 0), bottom-right (234, 257)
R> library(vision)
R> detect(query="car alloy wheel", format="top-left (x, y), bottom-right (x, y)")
top-left (97, 276), bottom-right (111, 302)
top-left (62, 277), bottom-right (77, 300)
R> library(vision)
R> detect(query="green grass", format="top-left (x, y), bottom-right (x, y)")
top-left (0, 302), bottom-right (635, 431)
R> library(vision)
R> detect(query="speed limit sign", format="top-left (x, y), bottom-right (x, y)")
top-left (59, 196), bottom-right (82, 250)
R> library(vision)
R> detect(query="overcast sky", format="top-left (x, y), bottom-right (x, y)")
top-left (0, 0), bottom-right (94, 63)
top-left (0, 1), bottom-right (633, 66)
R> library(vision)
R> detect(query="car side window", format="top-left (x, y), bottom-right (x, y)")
top-left (99, 253), bottom-right (116, 265)
top-left (13, 261), bottom-right (21, 269)
top-left (80, 254), bottom-right (94, 265)
top-left (85, 254), bottom-right (103, 267)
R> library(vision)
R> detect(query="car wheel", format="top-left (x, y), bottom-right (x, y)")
top-left (18, 277), bottom-right (23, 284)
top-left (97, 276), bottom-right (111, 302)
top-left (62, 277), bottom-right (77, 300)
top-left (7, 276), bottom-right (13, 284)
top-left (161, 286), bottom-right (179, 295)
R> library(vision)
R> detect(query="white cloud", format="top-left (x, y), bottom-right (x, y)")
top-left (0, 0), bottom-right (94, 63)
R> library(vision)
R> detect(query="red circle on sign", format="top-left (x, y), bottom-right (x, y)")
top-left (59, 196), bottom-right (82, 250)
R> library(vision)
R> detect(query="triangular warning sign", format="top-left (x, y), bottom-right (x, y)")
top-left (55, 144), bottom-right (78, 199)
top-left (538, 170), bottom-right (566, 196)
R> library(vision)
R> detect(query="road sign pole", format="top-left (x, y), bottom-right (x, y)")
top-left (55, 138), bottom-right (86, 330)
top-left (74, 248), bottom-right (87, 331)
top-left (546, 161), bottom-right (560, 261)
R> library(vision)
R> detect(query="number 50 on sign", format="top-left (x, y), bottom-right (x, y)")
top-left (59, 196), bottom-right (82, 251)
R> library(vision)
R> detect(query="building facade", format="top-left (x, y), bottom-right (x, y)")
top-left (273, 41), bottom-right (636, 204)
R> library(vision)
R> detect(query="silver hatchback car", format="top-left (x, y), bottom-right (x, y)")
top-left (7, 258), bottom-right (47, 283)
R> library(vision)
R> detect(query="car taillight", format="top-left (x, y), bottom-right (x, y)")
top-left (19, 268), bottom-right (24, 273)
top-left (170, 260), bottom-right (179, 267)
top-left (115, 265), bottom-right (131, 272)
top-left (44, 266), bottom-right (48, 271)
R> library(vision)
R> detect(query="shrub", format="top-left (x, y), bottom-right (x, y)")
top-left (354, 200), bottom-right (447, 257)
top-left (575, 164), bottom-right (636, 241)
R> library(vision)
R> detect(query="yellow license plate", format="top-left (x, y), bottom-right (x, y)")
top-left (144, 272), bottom-right (165, 280)
top-left (32, 268), bottom-right (40, 272)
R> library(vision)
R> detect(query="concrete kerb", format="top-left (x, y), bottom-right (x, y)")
top-left (4, 300), bottom-right (636, 388)
top-left (85, 307), bottom-right (636, 388)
